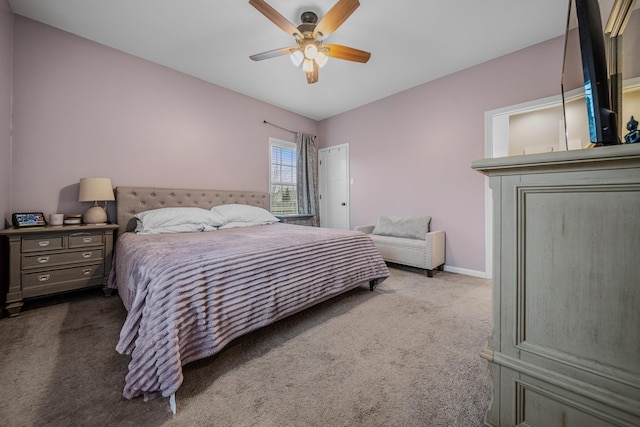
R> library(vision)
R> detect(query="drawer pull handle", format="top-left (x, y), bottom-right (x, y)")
top-left (37, 256), bottom-right (50, 264)
top-left (38, 241), bottom-right (50, 247)
top-left (82, 237), bottom-right (93, 243)
top-left (82, 252), bottom-right (92, 258)
top-left (83, 268), bottom-right (92, 276)
top-left (38, 274), bottom-right (50, 282)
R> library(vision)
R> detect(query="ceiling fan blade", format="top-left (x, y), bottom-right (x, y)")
top-left (249, 0), bottom-right (302, 37)
top-left (306, 62), bottom-right (319, 84)
top-left (324, 44), bottom-right (371, 63)
top-left (250, 46), bottom-right (298, 61)
top-left (313, 0), bottom-right (360, 38)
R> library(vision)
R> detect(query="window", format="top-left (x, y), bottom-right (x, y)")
top-left (269, 138), bottom-right (297, 215)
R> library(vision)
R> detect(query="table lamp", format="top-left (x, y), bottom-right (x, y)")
top-left (78, 177), bottom-right (115, 224)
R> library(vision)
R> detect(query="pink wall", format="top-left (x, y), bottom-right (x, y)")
top-left (0, 0), bottom-right (12, 226)
top-left (11, 16), bottom-right (318, 223)
top-left (318, 37), bottom-right (566, 273)
top-left (6, 14), bottom-right (597, 273)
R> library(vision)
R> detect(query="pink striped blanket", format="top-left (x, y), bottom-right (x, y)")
top-left (108, 223), bottom-right (389, 400)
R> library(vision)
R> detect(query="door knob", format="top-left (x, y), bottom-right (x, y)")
top-left (341, 202), bottom-right (346, 206)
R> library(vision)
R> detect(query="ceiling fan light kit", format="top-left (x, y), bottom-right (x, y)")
top-left (304, 43), bottom-right (318, 59)
top-left (315, 51), bottom-right (329, 67)
top-left (290, 50), bottom-right (304, 66)
top-left (249, 0), bottom-right (371, 84)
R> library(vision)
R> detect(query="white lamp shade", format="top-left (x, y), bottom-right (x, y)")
top-left (78, 177), bottom-right (115, 202)
top-left (315, 51), bottom-right (328, 68)
top-left (290, 50), bottom-right (304, 67)
top-left (302, 58), bottom-right (315, 73)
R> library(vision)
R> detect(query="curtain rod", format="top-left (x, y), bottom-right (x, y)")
top-left (263, 120), bottom-right (297, 134)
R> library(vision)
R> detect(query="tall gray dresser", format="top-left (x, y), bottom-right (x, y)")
top-left (472, 144), bottom-right (640, 427)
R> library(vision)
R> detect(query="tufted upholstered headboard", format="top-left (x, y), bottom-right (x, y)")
top-left (115, 186), bottom-right (271, 237)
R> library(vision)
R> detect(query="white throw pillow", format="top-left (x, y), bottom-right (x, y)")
top-left (372, 215), bottom-right (431, 240)
top-left (211, 204), bottom-right (280, 224)
top-left (135, 207), bottom-right (227, 234)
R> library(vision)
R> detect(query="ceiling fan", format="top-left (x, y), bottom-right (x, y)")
top-left (249, 0), bottom-right (371, 84)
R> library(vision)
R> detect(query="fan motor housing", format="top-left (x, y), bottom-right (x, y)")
top-left (300, 11), bottom-right (318, 24)
top-left (297, 11), bottom-right (318, 34)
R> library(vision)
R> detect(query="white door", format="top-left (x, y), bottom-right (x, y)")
top-left (319, 144), bottom-right (349, 229)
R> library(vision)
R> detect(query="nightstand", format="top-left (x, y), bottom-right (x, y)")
top-left (0, 224), bottom-right (118, 317)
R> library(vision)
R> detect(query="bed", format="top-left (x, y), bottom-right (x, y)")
top-left (108, 186), bottom-right (389, 401)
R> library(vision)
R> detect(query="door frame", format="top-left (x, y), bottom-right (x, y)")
top-left (318, 143), bottom-right (350, 229)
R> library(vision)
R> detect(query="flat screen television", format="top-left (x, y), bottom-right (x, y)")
top-left (562, 0), bottom-right (620, 146)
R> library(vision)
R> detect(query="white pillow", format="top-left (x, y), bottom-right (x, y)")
top-left (135, 207), bottom-right (227, 234)
top-left (137, 224), bottom-right (217, 235)
top-left (211, 204), bottom-right (280, 224)
top-left (218, 221), bottom-right (275, 230)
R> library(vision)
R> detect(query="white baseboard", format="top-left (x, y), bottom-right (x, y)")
top-left (443, 265), bottom-right (490, 279)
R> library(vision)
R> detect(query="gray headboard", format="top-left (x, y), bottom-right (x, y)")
top-left (115, 186), bottom-right (271, 237)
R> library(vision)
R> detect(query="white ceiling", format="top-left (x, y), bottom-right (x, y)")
top-left (9, 0), bottom-right (572, 121)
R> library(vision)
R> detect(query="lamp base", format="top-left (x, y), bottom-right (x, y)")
top-left (83, 204), bottom-right (108, 225)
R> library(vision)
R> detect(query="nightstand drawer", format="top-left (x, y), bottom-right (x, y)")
top-left (69, 233), bottom-right (104, 248)
top-left (22, 263), bottom-right (104, 290)
top-left (22, 236), bottom-right (64, 252)
top-left (22, 248), bottom-right (104, 269)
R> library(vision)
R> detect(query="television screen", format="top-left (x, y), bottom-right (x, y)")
top-left (562, 0), bottom-right (621, 146)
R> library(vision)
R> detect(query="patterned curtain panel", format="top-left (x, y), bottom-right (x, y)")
top-left (296, 132), bottom-right (320, 226)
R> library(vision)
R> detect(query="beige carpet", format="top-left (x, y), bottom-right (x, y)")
top-left (0, 267), bottom-right (492, 427)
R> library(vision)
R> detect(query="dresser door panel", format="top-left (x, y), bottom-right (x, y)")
top-left (518, 185), bottom-right (640, 376)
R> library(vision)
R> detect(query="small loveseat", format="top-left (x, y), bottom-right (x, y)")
top-left (355, 216), bottom-right (445, 277)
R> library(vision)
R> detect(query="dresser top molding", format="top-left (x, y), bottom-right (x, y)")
top-left (471, 144), bottom-right (640, 176)
top-left (0, 224), bottom-right (118, 236)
